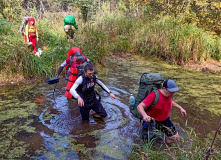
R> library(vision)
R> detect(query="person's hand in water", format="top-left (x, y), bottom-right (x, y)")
top-left (109, 92), bottom-right (116, 100)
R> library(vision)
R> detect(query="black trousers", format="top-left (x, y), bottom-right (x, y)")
top-left (79, 98), bottom-right (107, 120)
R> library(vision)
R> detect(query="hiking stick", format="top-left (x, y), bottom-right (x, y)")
top-left (203, 117), bottom-right (221, 160)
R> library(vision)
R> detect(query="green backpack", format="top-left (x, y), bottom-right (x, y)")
top-left (129, 73), bottom-right (164, 120)
top-left (64, 16), bottom-right (74, 26)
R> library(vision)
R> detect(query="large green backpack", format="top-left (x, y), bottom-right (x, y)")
top-left (129, 73), bottom-right (164, 120)
top-left (64, 16), bottom-right (73, 25)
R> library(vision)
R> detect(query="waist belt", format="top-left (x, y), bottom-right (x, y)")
top-left (84, 97), bottom-right (95, 103)
top-left (29, 33), bottom-right (36, 37)
top-left (84, 91), bottom-right (101, 103)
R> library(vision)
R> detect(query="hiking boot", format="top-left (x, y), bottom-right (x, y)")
top-left (91, 112), bottom-right (102, 119)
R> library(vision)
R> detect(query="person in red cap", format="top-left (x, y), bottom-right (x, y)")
top-left (25, 17), bottom-right (38, 54)
top-left (137, 79), bottom-right (187, 144)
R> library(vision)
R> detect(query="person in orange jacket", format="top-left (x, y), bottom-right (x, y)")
top-left (25, 17), bottom-right (38, 54)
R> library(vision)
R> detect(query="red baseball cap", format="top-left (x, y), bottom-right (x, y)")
top-left (29, 18), bottom-right (35, 22)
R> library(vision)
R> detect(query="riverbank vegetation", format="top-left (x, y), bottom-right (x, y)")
top-left (129, 117), bottom-right (221, 159)
top-left (130, 131), bottom-right (221, 160)
top-left (0, 0), bottom-right (221, 84)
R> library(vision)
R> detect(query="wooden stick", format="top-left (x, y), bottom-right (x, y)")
top-left (203, 117), bottom-right (221, 160)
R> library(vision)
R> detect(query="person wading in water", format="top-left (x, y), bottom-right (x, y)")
top-left (70, 63), bottom-right (116, 121)
top-left (137, 79), bottom-right (187, 144)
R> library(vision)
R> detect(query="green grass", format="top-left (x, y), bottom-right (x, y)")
top-left (0, 5), bottom-right (221, 82)
top-left (129, 129), bottom-right (221, 160)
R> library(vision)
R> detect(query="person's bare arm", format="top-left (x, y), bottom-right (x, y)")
top-left (172, 101), bottom-right (187, 117)
top-left (137, 102), bottom-right (152, 122)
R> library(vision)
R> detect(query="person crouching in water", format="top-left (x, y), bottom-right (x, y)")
top-left (70, 63), bottom-right (116, 121)
top-left (137, 79), bottom-right (187, 144)
top-left (25, 17), bottom-right (38, 54)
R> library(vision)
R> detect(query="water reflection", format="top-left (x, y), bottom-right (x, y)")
top-left (33, 80), bottom-right (138, 159)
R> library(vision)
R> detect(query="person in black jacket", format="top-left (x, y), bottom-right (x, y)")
top-left (70, 63), bottom-right (116, 120)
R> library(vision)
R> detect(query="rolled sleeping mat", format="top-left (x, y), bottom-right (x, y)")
top-left (48, 77), bottom-right (59, 84)
top-left (65, 68), bottom-right (78, 98)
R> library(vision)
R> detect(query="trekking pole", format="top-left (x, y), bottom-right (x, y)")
top-left (53, 83), bottom-right (57, 102)
top-left (203, 117), bottom-right (221, 160)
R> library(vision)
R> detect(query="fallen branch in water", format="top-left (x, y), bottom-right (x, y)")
top-left (203, 117), bottom-right (221, 160)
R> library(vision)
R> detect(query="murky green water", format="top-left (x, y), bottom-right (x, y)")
top-left (0, 55), bottom-right (220, 159)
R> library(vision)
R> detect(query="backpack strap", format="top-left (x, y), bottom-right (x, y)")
top-left (66, 56), bottom-right (73, 74)
top-left (70, 56), bottom-right (73, 66)
top-left (82, 56), bottom-right (86, 63)
top-left (67, 56), bottom-right (73, 70)
top-left (93, 74), bottom-right (97, 83)
top-left (145, 89), bottom-right (159, 112)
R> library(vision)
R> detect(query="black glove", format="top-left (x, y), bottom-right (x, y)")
top-left (57, 66), bottom-right (64, 77)
top-left (76, 65), bottom-right (80, 69)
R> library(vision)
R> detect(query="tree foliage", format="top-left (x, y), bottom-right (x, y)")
top-left (130, 0), bottom-right (221, 33)
top-left (0, 0), bottom-right (22, 21)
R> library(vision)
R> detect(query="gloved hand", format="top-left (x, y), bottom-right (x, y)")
top-left (36, 37), bottom-right (39, 41)
top-left (76, 65), bottom-right (80, 69)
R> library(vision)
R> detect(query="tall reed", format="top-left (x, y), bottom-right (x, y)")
top-left (1, 3), bottom-right (221, 82)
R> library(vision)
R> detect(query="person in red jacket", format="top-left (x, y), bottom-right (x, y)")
top-left (57, 48), bottom-right (90, 78)
top-left (66, 47), bottom-right (83, 61)
top-left (137, 79), bottom-right (187, 144)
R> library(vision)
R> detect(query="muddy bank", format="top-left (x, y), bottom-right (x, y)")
top-left (1, 53), bottom-right (221, 86)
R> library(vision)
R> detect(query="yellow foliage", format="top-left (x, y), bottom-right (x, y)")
top-left (134, 0), bottom-right (221, 31)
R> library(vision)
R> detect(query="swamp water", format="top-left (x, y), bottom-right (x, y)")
top-left (0, 55), bottom-right (220, 159)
